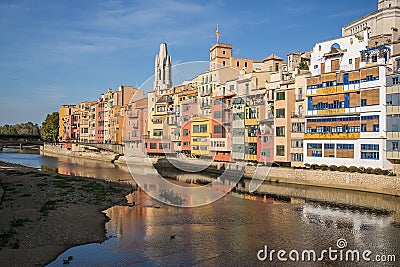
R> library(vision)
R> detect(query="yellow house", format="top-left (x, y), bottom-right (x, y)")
top-left (191, 116), bottom-right (212, 157)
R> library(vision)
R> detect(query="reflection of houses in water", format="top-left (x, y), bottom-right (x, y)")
top-left (301, 204), bottom-right (392, 240)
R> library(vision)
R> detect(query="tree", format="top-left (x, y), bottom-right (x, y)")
top-left (41, 112), bottom-right (59, 141)
top-left (0, 124), bottom-right (18, 134)
top-left (0, 122), bottom-right (40, 135)
top-left (298, 58), bottom-right (309, 70)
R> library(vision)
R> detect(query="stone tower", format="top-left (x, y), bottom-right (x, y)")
top-left (378, 0), bottom-right (400, 10)
top-left (154, 43), bottom-right (172, 95)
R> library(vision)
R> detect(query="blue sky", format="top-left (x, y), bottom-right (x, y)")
top-left (0, 0), bottom-right (376, 125)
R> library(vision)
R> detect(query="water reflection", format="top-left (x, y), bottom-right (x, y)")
top-left (0, 148), bottom-right (134, 183)
top-left (48, 190), bottom-right (400, 266)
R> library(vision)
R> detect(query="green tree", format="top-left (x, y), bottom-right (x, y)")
top-left (0, 124), bottom-right (18, 134)
top-left (298, 58), bottom-right (309, 70)
top-left (0, 122), bottom-right (40, 135)
top-left (41, 112), bottom-right (59, 141)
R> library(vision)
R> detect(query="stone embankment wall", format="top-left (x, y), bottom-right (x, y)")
top-left (40, 144), bottom-right (400, 197)
top-left (40, 143), bottom-right (119, 162)
top-left (244, 166), bottom-right (400, 196)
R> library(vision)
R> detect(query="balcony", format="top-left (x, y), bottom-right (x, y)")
top-left (291, 112), bottom-right (304, 118)
top-left (304, 132), bottom-right (360, 140)
top-left (167, 108), bottom-right (176, 114)
top-left (200, 90), bottom-right (212, 97)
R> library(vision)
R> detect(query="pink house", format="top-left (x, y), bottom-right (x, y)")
top-left (96, 99), bottom-right (105, 143)
top-left (257, 119), bottom-right (274, 164)
top-left (124, 98), bottom-right (148, 151)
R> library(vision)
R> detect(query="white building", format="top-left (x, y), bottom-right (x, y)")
top-left (304, 30), bottom-right (392, 170)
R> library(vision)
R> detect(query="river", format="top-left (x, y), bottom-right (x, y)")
top-left (1, 148), bottom-right (399, 266)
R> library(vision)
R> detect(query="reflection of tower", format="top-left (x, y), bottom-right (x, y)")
top-left (154, 43), bottom-right (172, 96)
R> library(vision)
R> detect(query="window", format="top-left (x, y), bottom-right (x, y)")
top-left (247, 126), bottom-right (258, 137)
top-left (349, 59), bottom-right (353, 64)
top-left (159, 143), bottom-right (170, 149)
top-left (307, 143), bottom-right (322, 149)
top-left (361, 144), bottom-right (379, 150)
top-left (183, 129), bottom-right (189, 136)
top-left (183, 141), bottom-right (189, 146)
top-left (275, 63), bottom-right (279, 72)
top-left (314, 65), bottom-right (318, 69)
top-left (337, 144), bottom-right (354, 150)
top-left (156, 106), bottom-right (166, 112)
top-left (324, 144), bottom-right (335, 150)
top-left (291, 153), bottom-right (303, 162)
top-left (307, 143), bottom-right (322, 157)
top-left (245, 143), bottom-right (257, 155)
top-left (276, 145), bottom-right (285, 156)
top-left (263, 136), bottom-right (271, 143)
top-left (222, 61), bottom-right (225, 66)
top-left (183, 115), bottom-right (189, 122)
top-left (392, 142), bottom-right (399, 151)
top-left (153, 130), bottom-right (163, 136)
top-left (298, 105), bottom-right (303, 117)
top-left (291, 139), bottom-right (303, 148)
top-left (276, 126), bottom-right (285, 137)
top-left (261, 149), bottom-right (271, 157)
top-left (246, 107), bottom-right (259, 119)
top-left (183, 104), bottom-right (189, 111)
top-left (276, 108), bottom-right (285, 118)
top-left (237, 61), bottom-right (240, 67)
top-left (245, 62), bottom-right (248, 68)
top-left (361, 124), bottom-right (366, 132)
top-left (291, 122), bottom-right (305, 133)
top-left (297, 88), bottom-right (303, 100)
top-left (150, 143), bottom-right (157, 149)
top-left (214, 125), bottom-right (223, 134)
top-left (372, 124), bottom-right (379, 132)
top-left (200, 124), bottom-right (208, 133)
top-left (276, 92), bottom-right (285, 101)
top-left (361, 99), bottom-right (367, 107)
top-left (214, 111), bottom-right (222, 119)
top-left (153, 117), bottom-right (162, 124)
top-left (361, 152), bottom-right (379, 160)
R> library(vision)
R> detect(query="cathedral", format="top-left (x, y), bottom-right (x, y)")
top-left (154, 43), bottom-right (172, 96)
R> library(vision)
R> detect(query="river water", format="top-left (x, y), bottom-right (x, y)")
top-left (1, 148), bottom-right (399, 266)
